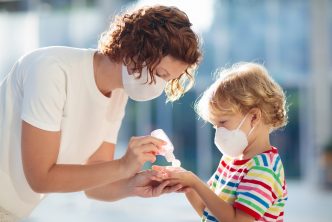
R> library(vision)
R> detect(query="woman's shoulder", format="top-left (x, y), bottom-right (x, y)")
top-left (18, 46), bottom-right (92, 63)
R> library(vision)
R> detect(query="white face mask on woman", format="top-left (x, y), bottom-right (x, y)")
top-left (122, 64), bottom-right (166, 101)
top-left (214, 114), bottom-right (255, 158)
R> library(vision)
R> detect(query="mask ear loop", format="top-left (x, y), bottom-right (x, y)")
top-left (248, 125), bottom-right (255, 136)
top-left (236, 113), bottom-right (256, 136)
top-left (236, 113), bottom-right (249, 130)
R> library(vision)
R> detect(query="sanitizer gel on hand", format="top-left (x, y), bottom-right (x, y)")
top-left (150, 129), bottom-right (181, 167)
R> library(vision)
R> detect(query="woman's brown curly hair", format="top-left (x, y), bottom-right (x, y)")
top-left (98, 5), bottom-right (202, 101)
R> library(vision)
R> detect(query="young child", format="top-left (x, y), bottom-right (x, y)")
top-left (154, 62), bottom-right (288, 222)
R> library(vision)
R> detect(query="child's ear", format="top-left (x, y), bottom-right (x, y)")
top-left (249, 108), bottom-right (262, 127)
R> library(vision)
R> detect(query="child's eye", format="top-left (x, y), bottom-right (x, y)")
top-left (219, 121), bottom-right (227, 125)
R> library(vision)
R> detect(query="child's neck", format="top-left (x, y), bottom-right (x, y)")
top-left (241, 131), bottom-right (271, 160)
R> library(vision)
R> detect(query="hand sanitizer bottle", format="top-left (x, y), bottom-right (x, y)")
top-left (151, 129), bottom-right (181, 167)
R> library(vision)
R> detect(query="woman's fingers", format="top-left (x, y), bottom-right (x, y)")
top-left (164, 183), bottom-right (183, 194)
top-left (153, 180), bottom-right (170, 196)
top-left (166, 178), bottom-right (183, 186)
top-left (140, 143), bottom-right (160, 155)
top-left (131, 135), bottom-right (166, 148)
top-left (175, 187), bottom-right (191, 193)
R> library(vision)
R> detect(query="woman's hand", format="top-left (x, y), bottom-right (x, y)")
top-left (120, 136), bottom-right (166, 178)
top-left (128, 170), bottom-right (183, 198)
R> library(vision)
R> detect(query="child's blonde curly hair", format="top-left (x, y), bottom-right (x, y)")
top-left (195, 62), bottom-right (288, 131)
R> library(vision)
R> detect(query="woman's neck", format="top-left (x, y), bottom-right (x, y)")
top-left (93, 52), bottom-right (123, 97)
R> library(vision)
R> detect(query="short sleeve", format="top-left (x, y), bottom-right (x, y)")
top-left (104, 119), bottom-right (123, 143)
top-left (103, 89), bottom-right (128, 143)
top-left (207, 158), bottom-right (222, 188)
top-left (207, 172), bottom-right (216, 187)
top-left (234, 166), bottom-right (283, 220)
top-left (21, 57), bottom-right (66, 131)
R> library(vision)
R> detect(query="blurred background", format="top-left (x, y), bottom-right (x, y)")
top-left (0, 0), bottom-right (331, 221)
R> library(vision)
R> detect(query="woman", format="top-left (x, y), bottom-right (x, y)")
top-left (0, 5), bottom-right (201, 221)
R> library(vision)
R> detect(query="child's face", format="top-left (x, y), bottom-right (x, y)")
top-left (212, 110), bottom-right (253, 137)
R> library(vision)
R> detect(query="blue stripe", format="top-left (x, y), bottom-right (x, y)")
top-left (261, 154), bottom-right (268, 166)
top-left (203, 210), bottom-right (218, 221)
top-left (215, 174), bottom-right (219, 181)
top-left (238, 192), bottom-right (269, 208)
top-left (273, 156), bottom-right (281, 171)
top-left (220, 179), bottom-right (238, 187)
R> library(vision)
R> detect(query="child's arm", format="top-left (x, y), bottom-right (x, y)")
top-left (185, 188), bottom-right (205, 216)
top-left (166, 169), bottom-right (255, 222)
top-left (152, 165), bottom-right (205, 216)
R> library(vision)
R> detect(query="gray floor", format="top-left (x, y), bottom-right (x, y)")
top-left (22, 181), bottom-right (332, 222)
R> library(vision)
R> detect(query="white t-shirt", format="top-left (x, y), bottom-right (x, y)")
top-left (0, 46), bottom-right (128, 218)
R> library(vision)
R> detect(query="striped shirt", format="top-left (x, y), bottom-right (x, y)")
top-left (202, 147), bottom-right (288, 222)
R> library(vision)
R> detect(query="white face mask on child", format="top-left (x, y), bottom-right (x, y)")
top-left (214, 114), bottom-right (255, 158)
top-left (122, 64), bottom-right (166, 101)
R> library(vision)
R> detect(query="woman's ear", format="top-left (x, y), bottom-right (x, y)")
top-left (249, 108), bottom-right (262, 128)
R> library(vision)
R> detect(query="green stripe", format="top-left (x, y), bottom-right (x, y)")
top-left (277, 163), bottom-right (283, 175)
top-left (251, 166), bottom-right (282, 186)
top-left (222, 188), bottom-right (236, 195)
top-left (212, 181), bottom-right (217, 188)
top-left (254, 156), bottom-right (260, 165)
top-left (237, 197), bottom-right (264, 214)
top-left (275, 202), bottom-right (285, 207)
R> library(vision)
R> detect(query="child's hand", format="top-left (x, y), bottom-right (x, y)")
top-left (128, 169), bottom-right (182, 198)
top-left (152, 165), bottom-right (197, 191)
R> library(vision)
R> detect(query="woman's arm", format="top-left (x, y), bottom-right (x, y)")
top-left (84, 143), bottom-right (182, 201)
top-left (21, 121), bottom-right (163, 193)
top-left (83, 142), bottom-right (130, 201)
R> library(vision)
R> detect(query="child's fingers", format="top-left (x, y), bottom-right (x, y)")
top-left (165, 166), bottom-right (184, 172)
top-left (150, 176), bottom-right (162, 181)
top-left (151, 165), bottom-right (170, 179)
top-left (138, 170), bottom-right (164, 182)
top-left (152, 165), bottom-right (165, 171)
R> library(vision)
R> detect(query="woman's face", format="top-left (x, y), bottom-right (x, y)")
top-left (153, 55), bottom-right (189, 81)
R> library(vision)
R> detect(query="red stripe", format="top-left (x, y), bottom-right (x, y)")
top-left (264, 212), bottom-right (279, 219)
top-left (233, 202), bottom-right (261, 220)
top-left (232, 147), bottom-right (278, 166)
top-left (263, 211), bottom-right (284, 220)
top-left (241, 179), bottom-right (277, 199)
top-left (220, 161), bottom-right (249, 173)
top-left (268, 146), bottom-right (278, 154)
top-left (232, 158), bottom-right (251, 165)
